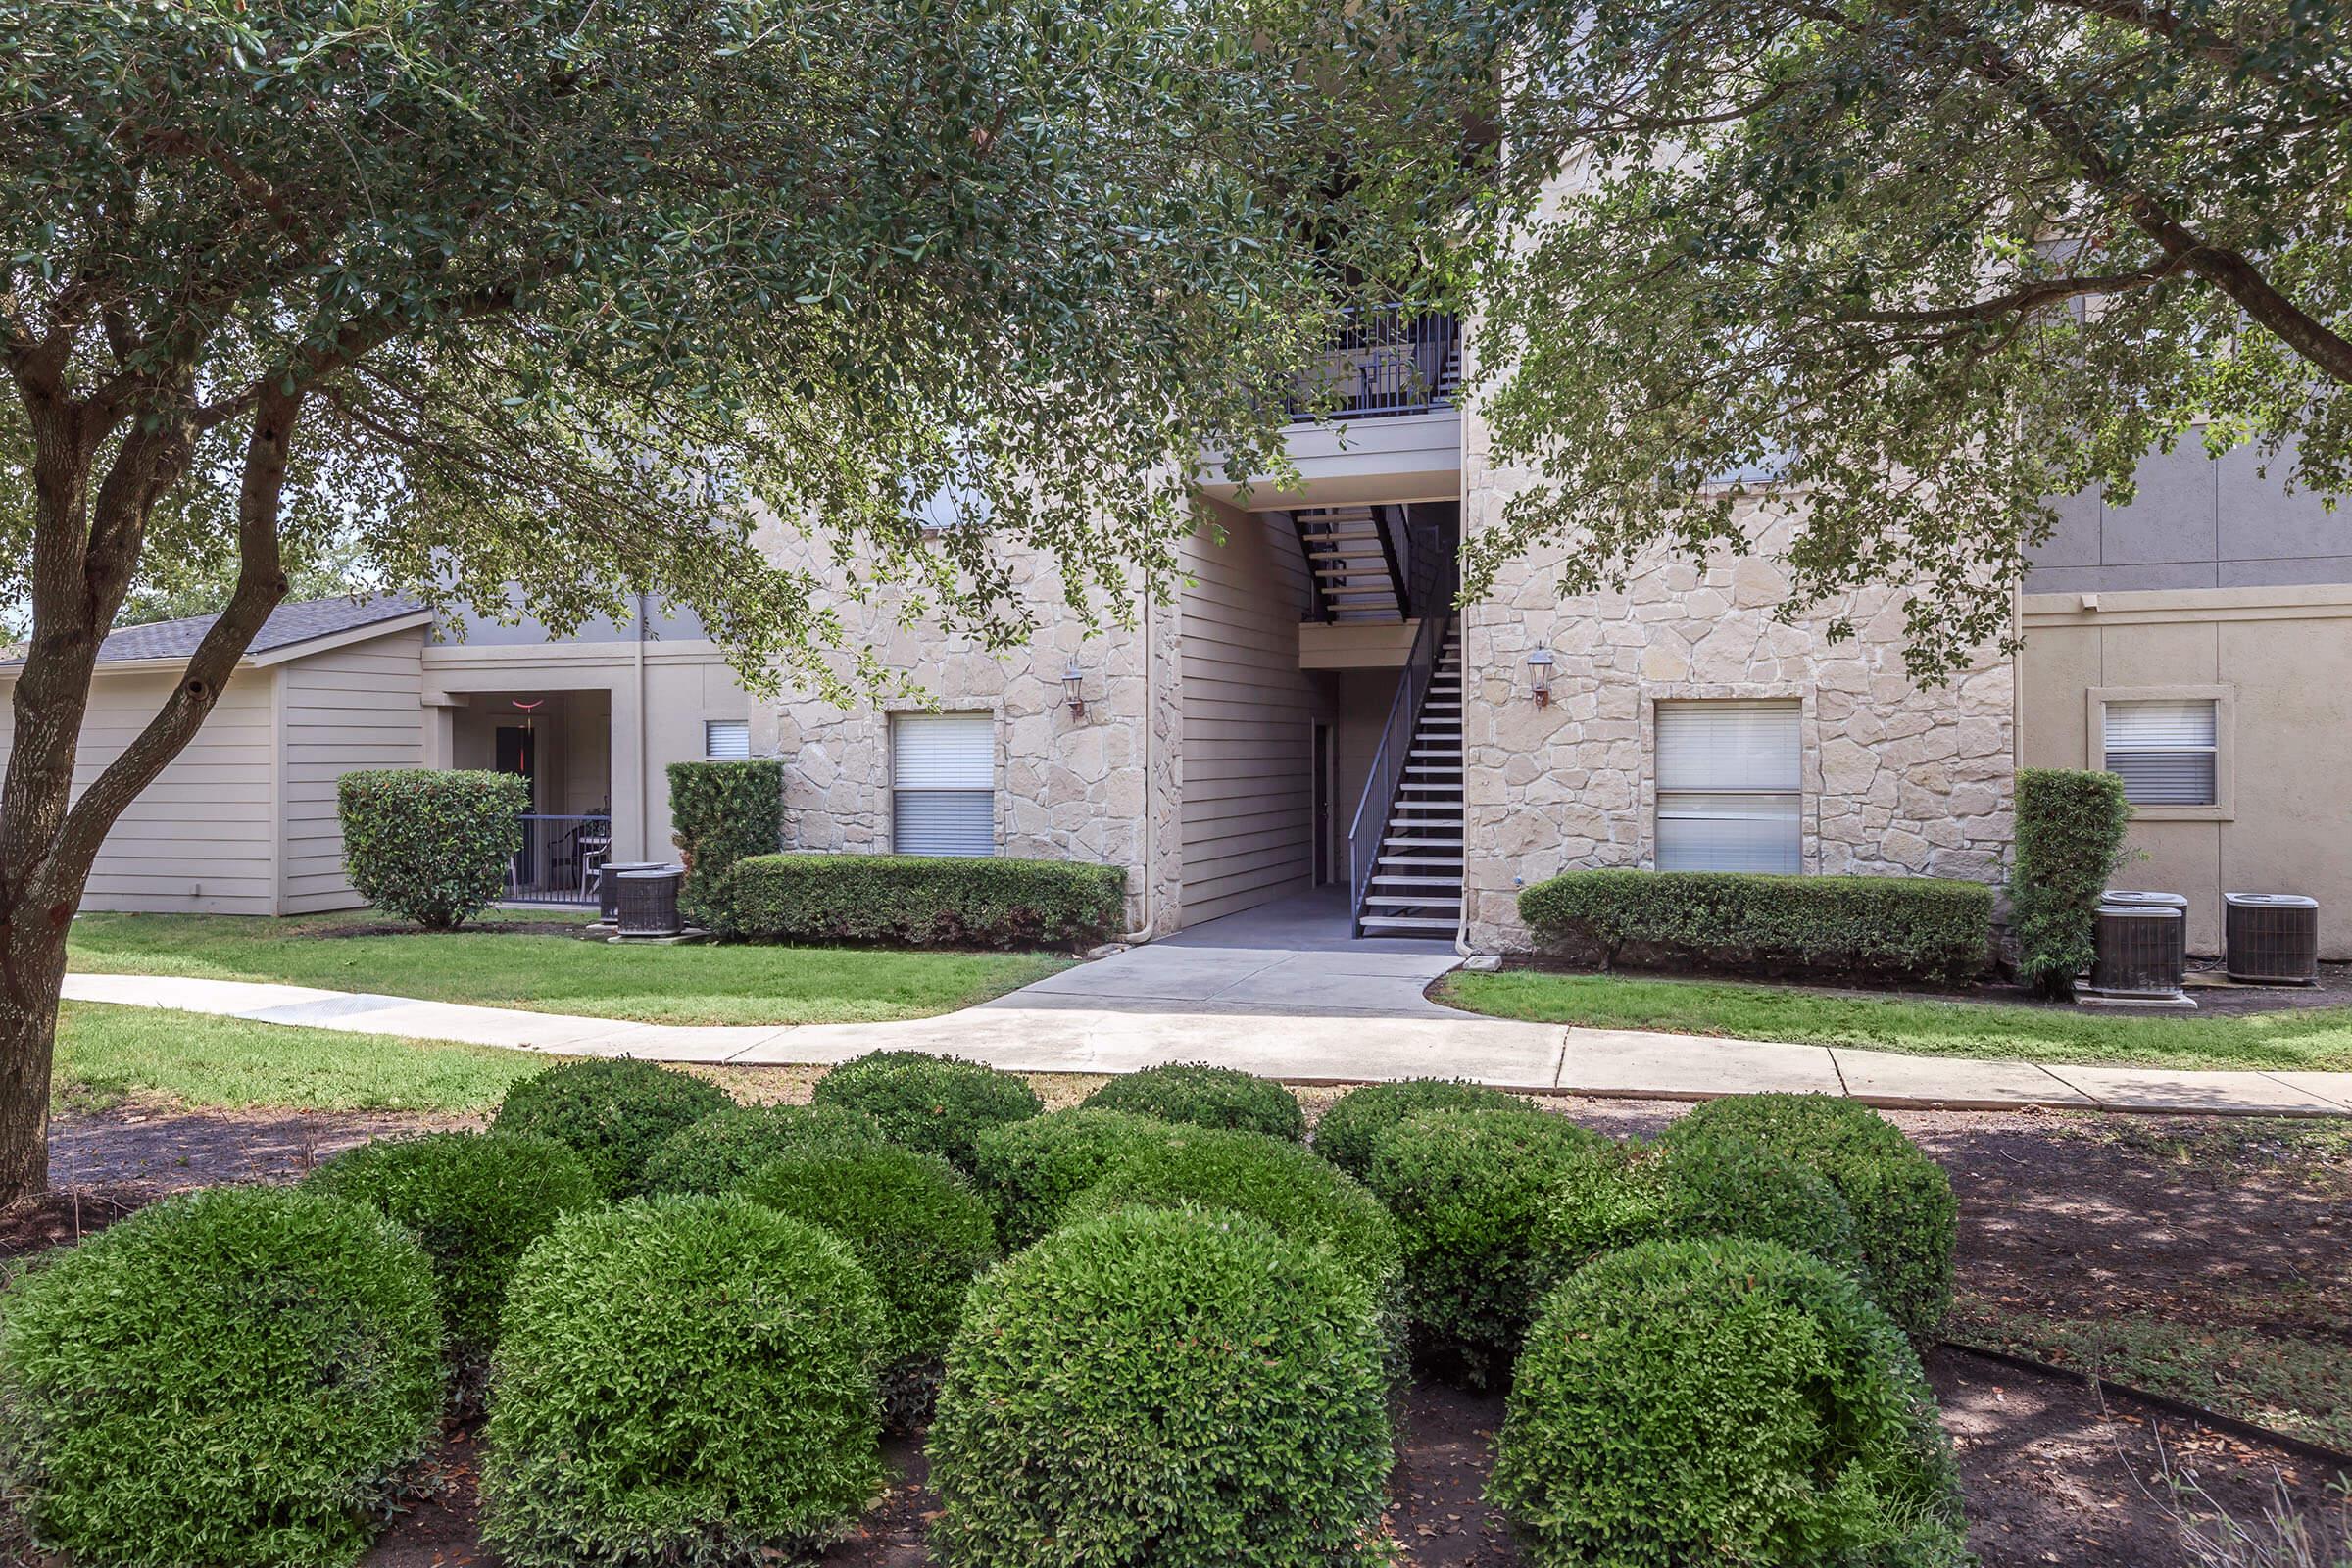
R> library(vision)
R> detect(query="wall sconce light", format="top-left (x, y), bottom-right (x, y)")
top-left (1061, 663), bottom-right (1088, 720)
top-left (1526, 646), bottom-right (1555, 708)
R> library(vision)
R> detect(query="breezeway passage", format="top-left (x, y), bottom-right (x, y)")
top-left (61, 887), bottom-right (2352, 1119)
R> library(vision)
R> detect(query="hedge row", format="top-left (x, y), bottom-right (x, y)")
top-left (728, 853), bottom-right (1126, 951)
top-left (1518, 868), bottom-right (1994, 984)
top-left (0, 1054), bottom-right (1965, 1568)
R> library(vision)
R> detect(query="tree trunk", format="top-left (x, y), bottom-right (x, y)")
top-left (0, 915), bottom-right (68, 1205)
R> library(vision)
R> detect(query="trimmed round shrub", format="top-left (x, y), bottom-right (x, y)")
top-left (744, 1145), bottom-right (1000, 1427)
top-left (639, 1102), bottom-right (885, 1196)
top-left (1080, 1060), bottom-right (1306, 1141)
top-left (305, 1130), bottom-right (597, 1394)
top-left (1490, 1238), bottom-right (1966, 1568)
top-left (930, 1207), bottom-right (1391, 1568)
top-left (1537, 1134), bottom-right (1865, 1284)
top-left (1365, 1107), bottom-right (1620, 1385)
top-left (482, 1196), bottom-right (886, 1567)
top-left (1663, 1095), bottom-right (1957, 1338)
top-left (491, 1056), bottom-right (733, 1197)
top-left (0, 1186), bottom-right (442, 1567)
top-left (810, 1050), bottom-right (1044, 1169)
top-left (338, 766), bottom-right (531, 929)
top-left (966, 1107), bottom-right (1189, 1247)
top-left (1062, 1124), bottom-right (1400, 1307)
top-left (1311, 1077), bottom-right (1530, 1181)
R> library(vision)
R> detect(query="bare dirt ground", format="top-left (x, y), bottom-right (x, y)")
top-left (8, 1088), bottom-right (2349, 1567)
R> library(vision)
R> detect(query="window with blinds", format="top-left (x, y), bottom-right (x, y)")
top-left (1654, 700), bottom-right (1803, 874)
top-left (703, 719), bottom-right (751, 760)
top-left (892, 712), bottom-right (996, 857)
top-left (2102, 698), bottom-right (2218, 806)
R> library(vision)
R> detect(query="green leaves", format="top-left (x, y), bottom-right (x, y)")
top-left (1473, 0), bottom-right (2352, 679)
top-left (0, 0), bottom-right (1494, 684)
top-left (337, 767), bottom-right (530, 930)
top-left (2009, 767), bottom-right (2132, 997)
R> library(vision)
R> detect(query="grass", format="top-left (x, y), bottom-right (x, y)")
top-left (53, 1001), bottom-right (543, 1115)
top-left (1951, 1298), bottom-right (2352, 1452)
top-left (1439, 969), bottom-right (2352, 1074)
top-left (66, 909), bottom-right (1073, 1027)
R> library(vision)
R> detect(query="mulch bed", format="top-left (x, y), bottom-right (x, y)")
top-left (9, 1094), bottom-right (2350, 1567)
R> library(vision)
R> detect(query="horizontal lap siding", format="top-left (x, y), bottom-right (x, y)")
top-left (278, 630), bottom-right (427, 913)
top-left (1178, 508), bottom-right (1325, 926)
top-left (0, 669), bottom-right (277, 914)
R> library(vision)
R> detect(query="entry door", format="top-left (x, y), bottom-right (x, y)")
top-left (495, 724), bottom-right (537, 802)
top-left (1312, 723), bottom-right (1335, 885)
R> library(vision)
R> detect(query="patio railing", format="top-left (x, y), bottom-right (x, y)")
top-left (508, 813), bottom-right (611, 906)
top-left (1285, 307), bottom-right (1461, 423)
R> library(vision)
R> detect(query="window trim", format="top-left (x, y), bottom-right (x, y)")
top-left (2087, 683), bottom-right (2235, 821)
top-left (702, 717), bottom-right (752, 761)
top-left (1651, 697), bottom-right (1806, 875)
top-left (888, 710), bottom-right (1000, 858)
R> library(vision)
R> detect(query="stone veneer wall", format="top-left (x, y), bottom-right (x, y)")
top-left (1458, 466), bottom-right (2018, 954)
top-left (745, 513), bottom-right (1181, 935)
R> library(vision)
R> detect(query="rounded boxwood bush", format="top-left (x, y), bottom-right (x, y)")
top-left (338, 766), bottom-right (531, 930)
top-left (811, 1050), bottom-right (1044, 1170)
top-left (491, 1056), bottom-right (733, 1197)
top-left (743, 1144), bottom-right (1001, 1427)
top-left (1537, 1134), bottom-right (1865, 1284)
top-left (1489, 1238), bottom-right (1966, 1568)
top-left (638, 1102), bottom-right (885, 1196)
top-left (1080, 1060), bottom-right (1306, 1141)
top-left (966, 1107), bottom-right (1189, 1247)
top-left (0, 1186), bottom-right (442, 1568)
top-left (1365, 1107), bottom-right (1620, 1385)
top-left (305, 1130), bottom-right (597, 1396)
top-left (481, 1196), bottom-right (886, 1567)
top-left (1311, 1078), bottom-right (1530, 1181)
top-left (1061, 1124), bottom-right (1400, 1308)
top-left (930, 1207), bottom-right (1391, 1568)
top-left (1663, 1095), bottom-right (1957, 1338)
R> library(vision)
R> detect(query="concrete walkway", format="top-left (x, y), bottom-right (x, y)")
top-left (59, 888), bottom-right (2352, 1119)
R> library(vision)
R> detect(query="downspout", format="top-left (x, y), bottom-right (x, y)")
top-left (1121, 574), bottom-right (1158, 944)
top-left (633, 590), bottom-right (650, 861)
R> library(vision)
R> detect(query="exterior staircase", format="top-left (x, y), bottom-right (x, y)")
top-left (1357, 629), bottom-right (1463, 936)
top-left (1296, 506), bottom-right (1408, 623)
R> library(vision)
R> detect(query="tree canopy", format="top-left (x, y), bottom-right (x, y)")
top-left (1471, 0), bottom-right (2351, 677)
top-left (0, 0), bottom-right (1494, 1205)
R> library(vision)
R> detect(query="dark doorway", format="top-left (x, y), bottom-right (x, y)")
top-left (1312, 722), bottom-right (1335, 885)
top-left (495, 723), bottom-right (536, 804)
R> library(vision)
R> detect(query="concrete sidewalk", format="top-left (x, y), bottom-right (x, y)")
top-left (59, 971), bottom-right (2352, 1117)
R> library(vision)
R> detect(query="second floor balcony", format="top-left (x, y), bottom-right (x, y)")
top-left (1284, 307), bottom-right (1462, 423)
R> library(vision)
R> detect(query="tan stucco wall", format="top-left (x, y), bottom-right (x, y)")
top-left (2021, 585), bottom-right (2352, 957)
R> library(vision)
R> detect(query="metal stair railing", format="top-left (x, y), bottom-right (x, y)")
top-left (1345, 601), bottom-right (1455, 936)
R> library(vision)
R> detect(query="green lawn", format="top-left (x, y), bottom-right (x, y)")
top-left (1439, 969), bottom-right (2352, 1073)
top-left (67, 909), bottom-right (1072, 1027)
top-left (54, 1001), bottom-right (541, 1114)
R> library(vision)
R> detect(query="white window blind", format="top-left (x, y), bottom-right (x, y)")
top-left (703, 719), bottom-right (751, 760)
top-left (2102, 699), bottom-right (2217, 806)
top-left (1655, 700), bottom-right (1803, 873)
top-left (892, 712), bottom-right (996, 857)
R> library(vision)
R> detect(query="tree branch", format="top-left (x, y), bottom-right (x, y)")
top-left (51, 389), bottom-right (297, 882)
top-left (1837, 261), bottom-right (2187, 326)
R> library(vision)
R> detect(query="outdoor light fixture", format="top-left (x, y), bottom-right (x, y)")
top-left (1061, 662), bottom-right (1088, 720)
top-left (1526, 646), bottom-right (1555, 708)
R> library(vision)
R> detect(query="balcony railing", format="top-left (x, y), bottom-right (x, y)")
top-left (1284, 308), bottom-right (1461, 423)
top-left (507, 812), bottom-right (610, 906)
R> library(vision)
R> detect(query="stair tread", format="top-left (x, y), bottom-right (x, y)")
top-left (1359, 915), bottom-right (1459, 931)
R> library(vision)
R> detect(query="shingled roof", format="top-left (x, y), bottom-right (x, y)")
top-left (2, 594), bottom-right (430, 670)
